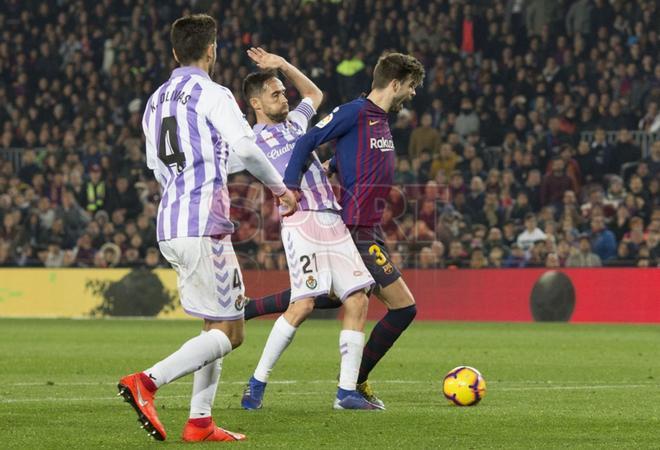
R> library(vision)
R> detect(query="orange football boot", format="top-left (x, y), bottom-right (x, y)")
top-left (117, 373), bottom-right (167, 441)
top-left (182, 419), bottom-right (246, 442)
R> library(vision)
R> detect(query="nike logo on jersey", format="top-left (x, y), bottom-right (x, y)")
top-left (370, 137), bottom-right (395, 152)
top-left (369, 120), bottom-right (379, 126)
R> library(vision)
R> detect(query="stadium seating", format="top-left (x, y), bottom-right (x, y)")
top-left (0, 0), bottom-right (658, 269)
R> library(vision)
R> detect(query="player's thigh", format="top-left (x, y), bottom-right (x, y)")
top-left (160, 236), bottom-right (247, 321)
top-left (374, 277), bottom-right (415, 309)
top-left (341, 290), bottom-right (369, 331)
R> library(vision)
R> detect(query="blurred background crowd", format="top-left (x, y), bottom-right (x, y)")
top-left (0, 0), bottom-right (658, 270)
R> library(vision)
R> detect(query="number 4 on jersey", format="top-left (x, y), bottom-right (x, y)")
top-left (158, 116), bottom-right (186, 172)
top-left (233, 269), bottom-right (242, 289)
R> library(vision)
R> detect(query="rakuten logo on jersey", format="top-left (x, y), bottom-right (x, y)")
top-left (370, 137), bottom-right (394, 152)
top-left (267, 142), bottom-right (295, 159)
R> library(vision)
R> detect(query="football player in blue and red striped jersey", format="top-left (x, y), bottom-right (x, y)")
top-left (251, 53), bottom-right (425, 408)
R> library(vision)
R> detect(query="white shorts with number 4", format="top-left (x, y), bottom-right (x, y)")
top-left (159, 235), bottom-right (246, 320)
top-left (281, 210), bottom-right (374, 303)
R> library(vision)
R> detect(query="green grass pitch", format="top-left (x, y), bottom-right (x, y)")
top-left (1, 318), bottom-right (659, 448)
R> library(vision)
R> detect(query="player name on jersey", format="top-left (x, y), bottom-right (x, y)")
top-left (144, 66), bottom-right (256, 241)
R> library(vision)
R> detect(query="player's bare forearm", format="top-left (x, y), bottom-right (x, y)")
top-left (278, 60), bottom-right (323, 110)
top-left (247, 47), bottom-right (322, 110)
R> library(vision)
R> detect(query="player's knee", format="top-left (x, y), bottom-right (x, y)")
top-left (353, 291), bottom-right (369, 309)
top-left (344, 291), bottom-right (369, 315)
top-left (285, 299), bottom-right (314, 326)
top-left (381, 285), bottom-right (416, 309)
top-left (399, 304), bottom-right (417, 324)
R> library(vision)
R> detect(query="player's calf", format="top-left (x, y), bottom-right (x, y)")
top-left (333, 290), bottom-right (378, 409)
top-left (241, 299), bottom-right (313, 410)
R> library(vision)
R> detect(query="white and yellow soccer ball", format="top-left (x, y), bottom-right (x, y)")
top-left (442, 366), bottom-right (486, 406)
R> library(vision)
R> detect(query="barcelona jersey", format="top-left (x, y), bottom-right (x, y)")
top-left (283, 98), bottom-right (396, 226)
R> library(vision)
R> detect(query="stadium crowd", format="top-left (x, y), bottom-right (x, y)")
top-left (0, 0), bottom-right (658, 270)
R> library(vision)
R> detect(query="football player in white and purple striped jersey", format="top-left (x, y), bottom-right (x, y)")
top-left (117, 15), bottom-right (297, 443)
top-left (229, 48), bottom-right (378, 411)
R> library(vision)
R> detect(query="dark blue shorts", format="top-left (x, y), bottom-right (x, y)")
top-left (349, 225), bottom-right (402, 289)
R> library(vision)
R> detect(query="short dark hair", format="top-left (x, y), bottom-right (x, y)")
top-left (372, 53), bottom-right (425, 90)
top-left (170, 14), bottom-right (217, 65)
top-left (242, 70), bottom-right (278, 101)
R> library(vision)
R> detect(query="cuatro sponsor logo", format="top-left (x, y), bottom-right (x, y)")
top-left (267, 142), bottom-right (295, 159)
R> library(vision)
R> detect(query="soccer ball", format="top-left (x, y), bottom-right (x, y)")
top-left (442, 366), bottom-right (486, 406)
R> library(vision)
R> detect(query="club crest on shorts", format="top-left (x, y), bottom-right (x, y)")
top-left (234, 295), bottom-right (246, 311)
top-left (383, 263), bottom-right (394, 274)
top-left (306, 275), bottom-right (318, 289)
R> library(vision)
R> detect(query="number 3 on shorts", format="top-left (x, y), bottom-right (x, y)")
top-left (369, 244), bottom-right (387, 266)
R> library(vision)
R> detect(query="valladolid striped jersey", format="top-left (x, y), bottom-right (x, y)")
top-left (143, 66), bottom-right (255, 241)
top-left (228, 98), bottom-right (341, 213)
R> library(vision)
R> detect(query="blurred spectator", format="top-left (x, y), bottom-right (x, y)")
top-left (97, 243), bottom-right (121, 268)
top-left (454, 98), bottom-right (479, 137)
top-left (541, 158), bottom-right (576, 208)
top-left (84, 165), bottom-right (107, 214)
top-left (566, 235), bottom-right (602, 267)
top-left (408, 112), bottom-right (440, 159)
top-left (589, 215), bottom-right (617, 261)
top-left (638, 101), bottom-right (660, 133)
top-left (392, 109), bottom-right (414, 157)
top-left (430, 143), bottom-right (460, 180)
top-left (445, 240), bottom-right (467, 268)
top-left (469, 248), bottom-right (488, 269)
top-left (565, 0), bottom-right (592, 36)
top-left (509, 191), bottom-right (532, 224)
top-left (645, 141), bottom-right (660, 175)
top-left (144, 247), bottom-right (164, 269)
top-left (503, 243), bottom-right (527, 268)
top-left (609, 129), bottom-right (642, 175)
top-left (18, 150), bottom-right (40, 185)
top-left (517, 213), bottom-right (546, 251)
top-left (105, 176), bottom-right (141, 219)
top-left (545, 252), bottom-right (561, 268)
top-left (488, 246), bottom-right (505, 268)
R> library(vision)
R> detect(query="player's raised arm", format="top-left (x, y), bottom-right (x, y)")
top-left (283, 102), bottom-right (360, 189)
top-left (247, 47), bottom-right (323, 110)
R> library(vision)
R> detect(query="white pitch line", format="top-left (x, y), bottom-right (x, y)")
top-left (497, 384), bottom-right (658, 391)
top-left (7, 379), bottom-right (656, 387)
top-left (1, 384), bottom-right (657, 404)
top-left (8, 380), bottom-right (299, 387)
top-left (0, 395), bottom-right (191, 404)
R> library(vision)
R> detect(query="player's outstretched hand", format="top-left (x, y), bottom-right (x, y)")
top-left (247, 47), bottom-right (286, 71)
top-left (276, 189), bottom-right (298, 217)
